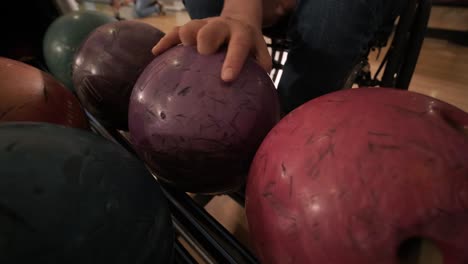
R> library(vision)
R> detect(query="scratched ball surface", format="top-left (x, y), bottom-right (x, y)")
top-left (0, 122), bottom-right (174, 263)
top-left (73, 20), bottom-right (164, 130)
top-left (246, 88), bottom-right (468, 264)
top-left (0, 57), bottom-right (89, 129)
top-left (128, 45), bottom-right (281, 194)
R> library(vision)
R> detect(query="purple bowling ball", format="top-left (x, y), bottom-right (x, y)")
top-left (128, 45), bottom-right (281, 194)
top-left (73, 20), bottom-right (164, 130)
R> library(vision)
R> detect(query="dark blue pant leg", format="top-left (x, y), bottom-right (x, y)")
top-left (135, 0), bottom-right (161, 18)
top-left (182, 0), bottom-right (405, 113)
top-left (278, 0), bottom-right (405, 113)
top-left (182, 0), bottom-right (224, 19)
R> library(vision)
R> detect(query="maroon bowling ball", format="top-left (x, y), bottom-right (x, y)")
top-left (73, 20), bottom-right (164, 130)
top-left (246, 88), bottom-right (468, 264)
top-left (0, 57), bottom-right (89, 129)
top-left (128, 45), bottom-right (281, 194)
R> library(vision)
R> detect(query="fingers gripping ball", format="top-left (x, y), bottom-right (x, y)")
top-left (129, 45), bottom-right (281, 194)
top-left (151, 17), bottom-right (272, 82)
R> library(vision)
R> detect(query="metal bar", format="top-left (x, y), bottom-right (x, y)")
top-left (174, 239), bottom-right (198, 264)
top-left (160, 184), bottom-right (258, 264)
top-left (397, 0), bottom-right (432, 89)
top-left (228, 191), bottom-right (245, 207)
top-left (192, 194), bottom-right (215, 207)
top-left (227, 184), bottom-right (246, 207)
top-left (426, 28), bottom-right (468, 45)
top-left (173, 219), bottom-right (214, 264)
top-left (381, 0), bottom-right (418, 88)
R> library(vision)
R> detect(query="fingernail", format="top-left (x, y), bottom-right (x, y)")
top-left (222, 67), bottom-right (233, 81)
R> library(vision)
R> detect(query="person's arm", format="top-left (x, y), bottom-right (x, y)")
top-left (152, 0), bottom-right (271, 82)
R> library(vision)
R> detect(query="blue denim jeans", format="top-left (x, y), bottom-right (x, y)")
top-left (182, 0), bottom-right (405, 113)
top-left (135, 0), bottom-right (160, 17)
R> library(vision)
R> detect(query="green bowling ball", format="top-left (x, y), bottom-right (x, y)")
top-left (43, 10), bottom-right (116, 91)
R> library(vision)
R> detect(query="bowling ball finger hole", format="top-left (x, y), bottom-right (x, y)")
top-left (397, 237), bottom-right (443, 264)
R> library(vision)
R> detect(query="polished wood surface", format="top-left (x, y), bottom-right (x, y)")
top-left (408, 38), bottom-right (468, 112)
top-left (428, 6), bottom-right (468, 30)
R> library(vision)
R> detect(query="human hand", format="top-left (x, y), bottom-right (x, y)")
top-left (151, 16), bottom-right (272, 82)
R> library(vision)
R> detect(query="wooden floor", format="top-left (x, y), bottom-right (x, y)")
top-left (406, 38), bottom-right (468, 112)
top-left (132, 6), bottom-right (468, 262)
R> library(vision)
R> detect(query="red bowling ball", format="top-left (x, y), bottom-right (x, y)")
top-left (0, 57), bottom-right (89, 129)
top-left (246, 88), bottom-right (468, 264)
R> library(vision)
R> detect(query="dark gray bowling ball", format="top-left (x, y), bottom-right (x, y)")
top-left (0, 122), bottom-right (174, 264)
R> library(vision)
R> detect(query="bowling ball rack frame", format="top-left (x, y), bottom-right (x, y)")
top-left (427, 0), bottom-right (468, 46)
top-left (86, 112), bottom-right (258, 264)
top-left (266, 0), bottom-right (432, 90)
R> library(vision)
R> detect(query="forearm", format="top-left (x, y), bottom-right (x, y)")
top-left (221, 0), bottom-right (263, 29)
